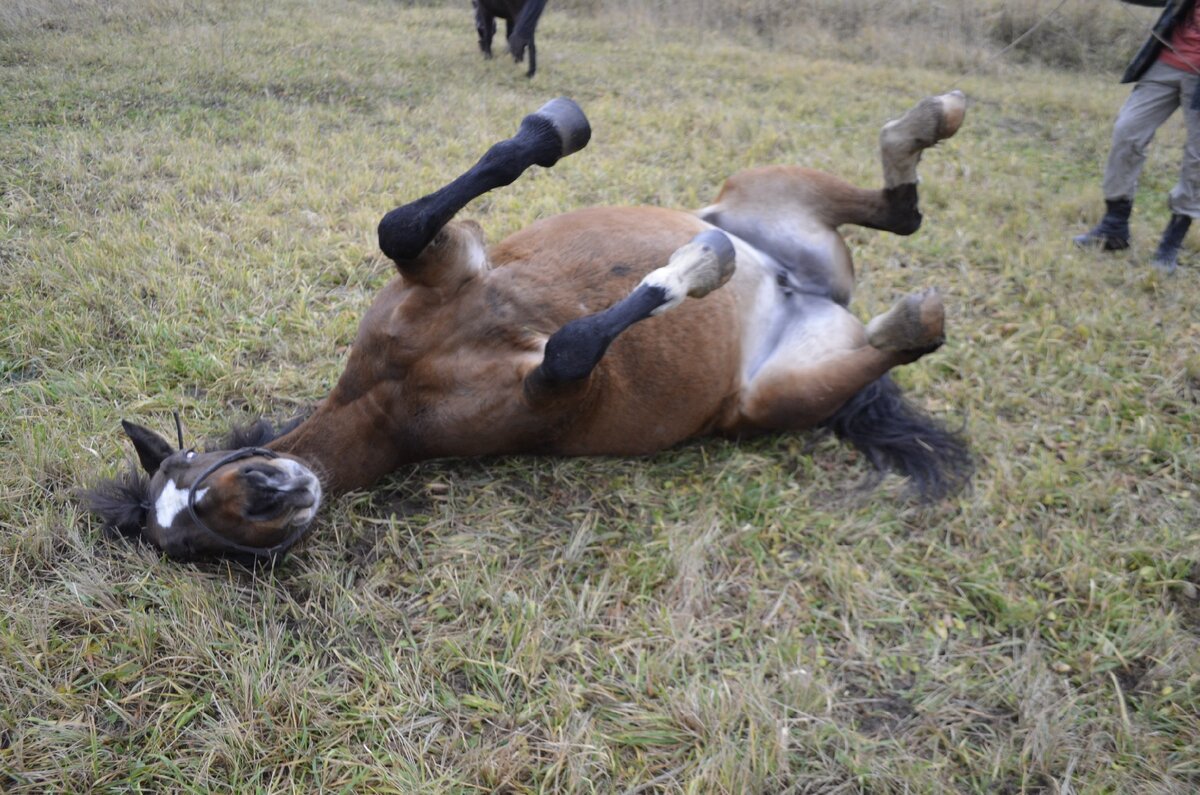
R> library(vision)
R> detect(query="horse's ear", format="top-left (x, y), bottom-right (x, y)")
top-left (121, 420), bottom-right (175, 475)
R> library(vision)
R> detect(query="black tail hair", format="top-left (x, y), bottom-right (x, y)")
top-left (821, 374), bottom-right (972, 501)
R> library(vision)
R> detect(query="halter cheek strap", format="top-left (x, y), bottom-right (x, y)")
top-left (184, 447), bottom-right (315, 561)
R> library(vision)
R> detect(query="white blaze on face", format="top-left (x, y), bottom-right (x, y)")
top-left (155, 479), bottom-right (207, 529)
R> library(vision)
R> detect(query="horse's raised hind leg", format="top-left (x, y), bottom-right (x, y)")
top-left (696, 91), bottom-right (966, 307)
top-left (874, 89), bottom-right (967, 235)
top-left (525, 230), bottom-right (736, 398)
top-left (737, 288), bottom-right (945, 431)
top-left (377, 97), bottom-right (590, 270)
top-left (882, 90), bottom-right (966, 189)
top-left (736, 287), bottom-right (969, 499)
top-left (865, 287), bottom-right (945, 359)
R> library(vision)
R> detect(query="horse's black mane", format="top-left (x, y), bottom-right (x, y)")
top-left (80, 466), bottom-right (152, 538)
top-left (81, 416), bottom-right (304, 537)
top-left (211, 417), bottom-right (302, 452)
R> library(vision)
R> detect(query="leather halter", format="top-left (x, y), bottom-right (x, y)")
top-left (184, 447), bottom-right (313, 560)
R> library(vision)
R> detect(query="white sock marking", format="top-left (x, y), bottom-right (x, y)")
top-left (640, 239), bottom-right (735, 316)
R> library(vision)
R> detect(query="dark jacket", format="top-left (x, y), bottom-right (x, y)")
top-left (1121, 0), bottom-right (1196, 82)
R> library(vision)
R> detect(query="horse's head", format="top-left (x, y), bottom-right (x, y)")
top-left (83, 420), bottom-right (322, 562)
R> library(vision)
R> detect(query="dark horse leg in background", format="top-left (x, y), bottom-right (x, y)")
top-left (509, 0), bottom-right (545, 78)
top-left (474, 0), bottom-right (497, 59)
top-left (377, 97), bottom-right (591, 265)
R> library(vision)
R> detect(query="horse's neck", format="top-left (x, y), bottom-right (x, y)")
top-left (268, 396), bottom-right (406, 494)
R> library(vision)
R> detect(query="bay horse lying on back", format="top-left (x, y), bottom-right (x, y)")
top-left (85, 91), bottom-right (971, 562)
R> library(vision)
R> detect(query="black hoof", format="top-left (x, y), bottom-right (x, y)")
top-left (529, 97), bottom-right (591, 160)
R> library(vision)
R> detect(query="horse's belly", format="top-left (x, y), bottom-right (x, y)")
top-left (488, 207), bottom-right (864, 453)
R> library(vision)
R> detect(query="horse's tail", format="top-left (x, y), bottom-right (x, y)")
top-left (510, 0), bottom-right (546, 53)
top-left (821, 373), bottom-right (972, 501)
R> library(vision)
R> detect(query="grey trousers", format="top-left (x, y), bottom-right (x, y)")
top-left (1104, 60), bottom-right (1200, 218)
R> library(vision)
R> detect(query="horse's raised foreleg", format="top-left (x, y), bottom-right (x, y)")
top-left (377, 97), bottom-right (590, 267)
top-left (525, 230), bottom-right (736, 397)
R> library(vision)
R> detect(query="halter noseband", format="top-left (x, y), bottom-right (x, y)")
top-left (184, 447), bottom-right (314, 561)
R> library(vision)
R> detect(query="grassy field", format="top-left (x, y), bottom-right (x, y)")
top-left (2, 0), bottom-right (1198, 792)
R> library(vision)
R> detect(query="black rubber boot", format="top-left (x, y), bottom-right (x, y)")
top-left (1151, 213), bottom-right (1190, 274)
top-left (1073, 198), bottom-right (1133, 250)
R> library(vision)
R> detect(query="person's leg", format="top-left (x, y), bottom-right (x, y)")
top-left (1155, 69), bottom-right (1200, 272)
top-left (1103, 63), bottom-right (1184, 201)
top-left (1077, 63), bottom-right (1183, 249)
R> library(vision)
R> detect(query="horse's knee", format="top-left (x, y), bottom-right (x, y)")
top-left (397, 220), bottom-right (489, 289)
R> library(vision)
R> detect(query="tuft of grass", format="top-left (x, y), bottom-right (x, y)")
top-left (2, 1), bottom-right (1199, 792)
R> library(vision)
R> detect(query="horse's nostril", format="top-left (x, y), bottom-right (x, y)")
top-left (242, 462), bottom-right (284, 488)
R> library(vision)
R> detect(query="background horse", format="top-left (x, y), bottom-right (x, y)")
top-left (84, 91), bottom-right (970, 561)
top-left (473, 0), bottom-right (547, 77)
